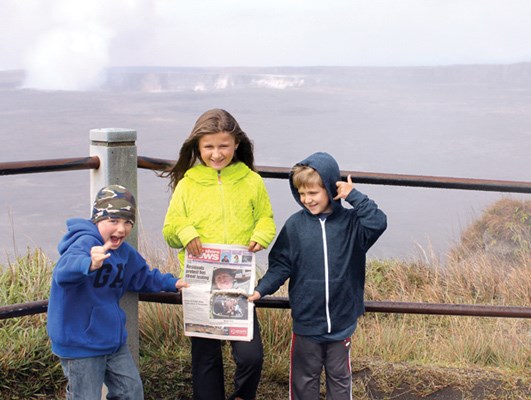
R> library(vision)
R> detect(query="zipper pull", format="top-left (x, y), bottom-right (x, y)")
top-left (217, 170), bottom-right (222, 184)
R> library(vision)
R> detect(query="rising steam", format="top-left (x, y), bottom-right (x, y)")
top-left (23, 26), bottom-right (112, 91)
top-left (21, 0), bottom-right (149, 91)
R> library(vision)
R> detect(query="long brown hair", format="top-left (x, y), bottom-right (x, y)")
top-left (164, 109), bottom-right (256, 191)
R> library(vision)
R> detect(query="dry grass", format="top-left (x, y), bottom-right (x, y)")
top-left (0, 197), bottom-right (529, 398)
top-left (451, 198), bottom-right (530, 262)
top-left (138, 233), bottom-right (530, 398)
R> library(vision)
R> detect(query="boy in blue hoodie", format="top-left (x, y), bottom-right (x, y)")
top-left (47, 185), bottom-right (188, 400)
top-left (249, 152), bottom-right (387, 400)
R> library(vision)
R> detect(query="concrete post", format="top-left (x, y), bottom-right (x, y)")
top-left (89, 128), bottom-right (139, 368)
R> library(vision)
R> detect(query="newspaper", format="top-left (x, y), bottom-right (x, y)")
top-left (182, 243), bottom-right (256, 341)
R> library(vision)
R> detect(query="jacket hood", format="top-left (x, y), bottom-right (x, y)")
top-left (289, 152), bottom-right (342, 214)
top-left (58, 218), bottom-right (102, 255)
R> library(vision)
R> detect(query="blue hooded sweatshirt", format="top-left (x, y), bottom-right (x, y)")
top-left (47, 218), bottom-right (179, 358)
top-left (255, 152), bottom-right (387, 336)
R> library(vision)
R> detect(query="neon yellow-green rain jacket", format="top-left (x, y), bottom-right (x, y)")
top-left (163, 162), bottom-right (276, 273)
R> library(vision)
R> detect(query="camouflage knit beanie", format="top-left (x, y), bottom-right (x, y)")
top-left (91, 185), bottom-right (136, 225)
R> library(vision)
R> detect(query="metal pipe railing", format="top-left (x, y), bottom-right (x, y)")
top-left (1, 155), bottom-right (529, 193)
top-left (139, 293), bottom-right (531, 318)
top-left (1, 155), bottom-right (530, 321)
top-left (2, 296), bottom-right (530, 320)
top-left (0, 157), bottom-right (100, 175)
top-left (137, 155), bottom-right (531, 193)
top-left (0, 300), bottom-right (49, 319)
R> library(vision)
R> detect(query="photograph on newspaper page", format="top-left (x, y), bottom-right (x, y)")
top-left (182, 243), bottom-right (256, 341)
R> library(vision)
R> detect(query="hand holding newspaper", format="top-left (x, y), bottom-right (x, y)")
top-left (181, 243), bottom-right (256, 341)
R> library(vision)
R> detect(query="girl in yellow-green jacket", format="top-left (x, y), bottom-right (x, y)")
top-left (163, 109), bottom-right (276, 400)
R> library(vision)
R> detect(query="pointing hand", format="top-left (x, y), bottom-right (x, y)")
top-left (90, 240), bottom-right (112, 271)
top-left (333, 174), bottom-right (355, 201)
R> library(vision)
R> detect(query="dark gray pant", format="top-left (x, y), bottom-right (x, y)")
top-left (290, 333), bottom-right (352, 400)
top-left (191, 311), bottom-right (263, 400)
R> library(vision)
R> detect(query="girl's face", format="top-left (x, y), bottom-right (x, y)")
top-left (198, 131), bottom-right (238, 170)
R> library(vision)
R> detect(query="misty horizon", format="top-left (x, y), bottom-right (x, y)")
top-left (3, 62), bottom-right (531, 92)
top-left (0, 64), bottom-right (529, 266)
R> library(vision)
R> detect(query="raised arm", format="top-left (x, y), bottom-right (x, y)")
top-left (341, 175), bottom-right (387, 251)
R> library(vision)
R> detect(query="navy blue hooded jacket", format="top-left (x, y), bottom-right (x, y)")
top-left (47, 218), bottom-right (179, 358)
top-left (255, 152), bottom-right (387, 336)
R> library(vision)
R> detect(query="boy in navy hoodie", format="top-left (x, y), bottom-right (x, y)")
top-left (249, 152), bottom-right (387, 400)
top-left (47, 185), bottom-right (188, 400)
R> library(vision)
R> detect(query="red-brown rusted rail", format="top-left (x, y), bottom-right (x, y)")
top-left (1, 155), bottom-right (530, 321)
top-left (138, 156), bottom-right (531, 193)
top-left (0, 157), bottom-right (100, 175)
top-left (2, 296), bottom-right (530, 320)
top-left (1, 156), bottom-right (529, 193)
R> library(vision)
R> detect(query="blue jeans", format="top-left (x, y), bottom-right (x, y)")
top-left (59, 345), bottom-right (143, 400)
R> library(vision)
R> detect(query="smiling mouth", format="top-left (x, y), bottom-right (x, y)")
top-left (110, 236), bottom-right (123, 246)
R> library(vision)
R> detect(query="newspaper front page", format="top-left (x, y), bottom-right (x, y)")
top-left (182, 243), bottom-right (255, 341)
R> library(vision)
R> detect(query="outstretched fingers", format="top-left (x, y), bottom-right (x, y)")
top-left (334, 174), bottom-right (355, 200)
top-left (346, 174), bottom-right (353, 185)
top-left (102, 240), bottom-right (113, 252)
top-left (90, 241), bottom-right (112, 271)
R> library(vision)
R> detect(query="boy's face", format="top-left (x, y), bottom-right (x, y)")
top-left (298, 183), bottom-right (332, 215)
top-left (198, 131), bottom-right (238, 171)
top-left (96, 218), bottom-right (133, 250)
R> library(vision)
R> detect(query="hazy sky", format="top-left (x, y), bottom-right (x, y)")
top-left (2, 0), bottom-right (531, 89)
